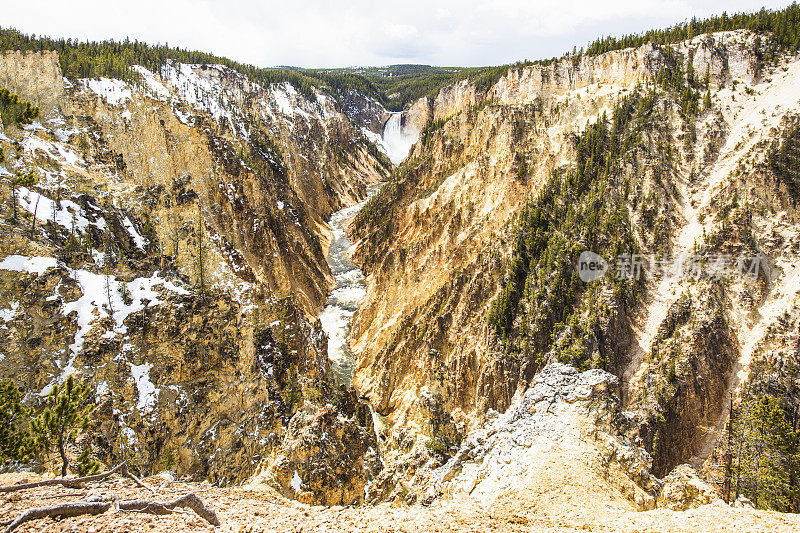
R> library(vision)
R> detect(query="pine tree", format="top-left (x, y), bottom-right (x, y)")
top-left (728, 392), bottom-right (800, 511)
top-left (197, 203), bottom-right (206, 293)
top-left (9, 169), bottom-right (37, 222)
top-left (0, 379), bottom-right (32, 468)
top-left (31, 375), bottom-right (96, 477)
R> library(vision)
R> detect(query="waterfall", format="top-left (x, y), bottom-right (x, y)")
top-left (382, 113), bottom-right (418, 166)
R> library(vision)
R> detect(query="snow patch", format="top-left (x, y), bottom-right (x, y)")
top-left (130, 362), bottom-right (158, 412)
top-left (122, 216), bottom-right (147, 249)
top-left (17, 188), bottom-right (105, 233)
top-left (1, 255), bottom-right (189, 357)
top-left (83, 78), bottom-right (132, 106)
top-left (0, 302), bottom-right (19, 322)
top-left (291, 470), bottom-right (302, 492)
top-left (0, 255), bottom-right (57, 275)
top-left (23, 135), bottom-right (84, 167)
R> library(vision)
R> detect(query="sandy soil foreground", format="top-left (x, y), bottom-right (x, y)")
top-left (2, 470), bottom-right (799, 533)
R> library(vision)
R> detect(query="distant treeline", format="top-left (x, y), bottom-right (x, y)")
top-left (1, 3), bottom-right (799, 111)
top-left (585, 3), bottom-right (800, 56)
top-left (305, 65), bottom-right (476, 111)
top-left (463, 3), bottom-right (800, 96)
top-left (0, 28), bottom-right (335, 102)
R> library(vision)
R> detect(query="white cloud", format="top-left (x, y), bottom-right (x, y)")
top-left (1, 0), bottom-right (792, 67)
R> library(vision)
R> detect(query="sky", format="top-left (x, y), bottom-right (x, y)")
top-left (2, 1), bottom-right (794, 68)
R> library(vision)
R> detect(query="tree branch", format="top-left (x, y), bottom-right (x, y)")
top-left (119, 493), bottom-right (221, 526)
top-left (3, 493), bottom-right (220, 532)
top-left (121, 464), bottom-right (158, 495)
top-left (0, 462), bottom-right (125, 493)
top-left (4, 501), bottom-right (112, 532)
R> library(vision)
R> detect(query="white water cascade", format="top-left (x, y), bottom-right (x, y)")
top-left (381, 112), bottom-right (419, 166)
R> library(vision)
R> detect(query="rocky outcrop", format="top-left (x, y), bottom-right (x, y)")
top-left (427, 364), bottom-right (659, 510)
top-left (0, 50), bottom-right (64, 111)
top-left (262, 400), bottom-right (381, 505)
top-left (405, 97), bottom-right (432, 132)
top-left (679, 31), bottom-right (763, 87)
top-left (340, 91), bottom-right (390, 135)
top-left (432, 79), bottom-right (478, 120)
top-left (657, 464), bottom-right (721, 510)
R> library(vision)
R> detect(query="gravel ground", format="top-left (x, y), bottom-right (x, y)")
top-left (2, 469), bottom-right (799, 533)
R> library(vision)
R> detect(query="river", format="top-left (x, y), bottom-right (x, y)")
top-left (319, 114), bottom-right (417, 386)
top-left (318, 184), bottom-right (383, 386)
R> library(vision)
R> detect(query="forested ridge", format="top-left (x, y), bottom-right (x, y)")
top-left (2, 4), bottom-right (800, 112)
top-left (471, 3), bottom-right (800, 95)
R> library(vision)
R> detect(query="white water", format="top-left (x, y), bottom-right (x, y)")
top-left (319, 111), bottom-right (416, 385)
top-left (382, 113), bottom-right (418, 166)
top-left (319, 184), bottom-right (384, 385)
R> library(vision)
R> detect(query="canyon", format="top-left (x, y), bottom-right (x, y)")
top-left (1, 18), bottom-right (800, 532)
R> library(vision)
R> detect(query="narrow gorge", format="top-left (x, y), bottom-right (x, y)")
top-left (2, 5), bottom-right (800, 532)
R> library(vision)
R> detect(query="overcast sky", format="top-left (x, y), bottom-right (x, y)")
top-left (2, 1), bottom-right (793, 68)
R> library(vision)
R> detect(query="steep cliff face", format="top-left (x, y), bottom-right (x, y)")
top-left (0, 50), bottom-right (64, 111)
top-left (349, 29), bottom-right (800, 486)
top-left (350, 40), bottom-right (672, 455)
top-left (58, 61), bottom-right (388, 313)
top-left (0, 51), bottom-right (388, 493)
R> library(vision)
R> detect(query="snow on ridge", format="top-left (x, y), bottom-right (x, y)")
top-left (82, 78), bottom-right (132, 106)
top-left (17, 187), bottom-right (105, 233)
top-left (162, 61), bottom-right (240, 133)
top-left (131, 65), bottom-right (170, 100)
top-left (269, 82), bottom-right (318, 123)
top-left (76, 62), bottom-right (331, 137)
top-left (272, 85), bottom-right (294, 116)
top-left (0, 255), bottom-right (189, 357)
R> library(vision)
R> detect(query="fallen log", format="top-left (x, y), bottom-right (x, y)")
top-left (0, 463), bottom-right (125, 493)
top-left (119, 493), bottom-right (221, 525)
top-left (3, 501), bottom-right (112, 532)
top-left (3, 493), bottom-right (220, 532)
